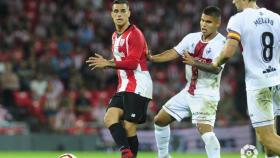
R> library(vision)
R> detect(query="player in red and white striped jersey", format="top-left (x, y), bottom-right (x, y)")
top-left (111, 25), bottom-right (152, 99)
top-left (147, 6), bottom-right (225, 158)
top-left (86, 0), bottom-right (151, 158)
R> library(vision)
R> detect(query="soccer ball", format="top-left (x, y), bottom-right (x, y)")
top-left (58, 153), bottom-right (77, 158)
top-left (240, 144), bottom-right (258, 158)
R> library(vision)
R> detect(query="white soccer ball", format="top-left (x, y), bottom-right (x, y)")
top-left (58, 153), bottom-right (77, 158)
top-left (240, 144), bottom-right (258, 158)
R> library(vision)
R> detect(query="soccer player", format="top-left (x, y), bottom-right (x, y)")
top-left (86, 0), bottom-right (152, 158)
top-left (147, 6), bottom-right (225, 158)
top-left (209, 0), bottom-right (280, 157)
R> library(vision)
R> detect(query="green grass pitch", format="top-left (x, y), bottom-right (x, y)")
top-left (0, 151), bottom-right (265, 158)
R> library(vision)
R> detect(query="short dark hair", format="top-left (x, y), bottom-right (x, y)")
top-left (203, 6), bottom-right (221, 19)
top-left (113, 0), bottom-right (129, 5)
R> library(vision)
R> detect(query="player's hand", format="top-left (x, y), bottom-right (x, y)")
top-left (212, 60), bottom-right (219, 68)
top-left (182, 52), bottom-right (195, 66)
top-left (86, 53), bottom-right (111, 70)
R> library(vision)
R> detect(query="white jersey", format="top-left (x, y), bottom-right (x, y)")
top-left (227, 8), bottom-right (280, 90)
top-left (174, 32), bottom-right (226, 99)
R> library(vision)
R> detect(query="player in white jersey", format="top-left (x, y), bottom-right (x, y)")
top-left (210, 0), bottom-right (280, 157)
top-left (147, 6), bottom-right (225, 158)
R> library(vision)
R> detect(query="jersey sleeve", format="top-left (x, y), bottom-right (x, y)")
top-left (173, 34), bottom-right (193, 56)
top-left (114, 30), bottom-right (145, 70)
top-left (227, 15), bottom-right (241, 42)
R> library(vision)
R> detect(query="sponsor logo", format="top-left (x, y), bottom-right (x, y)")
top-left (262, 66), bottom-right (276, 74)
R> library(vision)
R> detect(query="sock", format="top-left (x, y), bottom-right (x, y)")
top-left (128, 135), bottom-right (139, 157)
top-left (108, 123), bottom-right (130, 150)
top-left (201, 132), bottom-right (221, 158)
top-left (265, 156), bottom-right (279, 158)
top-left (154, 124), bottom-right (170, 158)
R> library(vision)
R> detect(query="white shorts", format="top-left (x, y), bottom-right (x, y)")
top-left (162, 88), bottom-right (219, 126)
top-left (247, 85), bottom-right (280, 128)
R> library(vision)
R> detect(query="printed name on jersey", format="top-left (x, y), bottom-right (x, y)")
top-left (254, 17), bottom-right (274, 26)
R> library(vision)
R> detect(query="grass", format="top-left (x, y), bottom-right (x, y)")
top-left (0, 151), bottom-right (265, 158)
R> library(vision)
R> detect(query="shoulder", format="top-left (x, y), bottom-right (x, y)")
top-left (229, 12), bottom-right (244, 22)
top-left (189, 32), bottom-right (201, 38)
top-left (128, 25), bottom-right (145, 39)
top-left (209, 33), bottom-right (226, 48)
top-left (216, 33), bottom-right (226, 41)
top-left (182, 32), bottom-right (201, 40)
top-left (264, 8), bottom-right (280, 18)
top-left (130, 25), bottom-right (144, 36)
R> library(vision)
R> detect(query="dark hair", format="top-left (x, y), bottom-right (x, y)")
top-left (113, 0), bottom-right (129, 5)
top-left (203, 6), bottom-right (221, 19)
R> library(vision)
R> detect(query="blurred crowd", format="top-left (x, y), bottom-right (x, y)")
top-left (0, 0), bottom-right (278, 134)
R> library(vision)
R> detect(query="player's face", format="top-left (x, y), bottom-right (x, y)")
top-left (200, 14), bottom-right (220, 37)
top-left (111, 3), bottom-right (130, 27)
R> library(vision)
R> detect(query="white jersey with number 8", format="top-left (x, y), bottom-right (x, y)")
top-left (227, 8), bottom-right (280, 90)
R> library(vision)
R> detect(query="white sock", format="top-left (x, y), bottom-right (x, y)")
top-left (201, 132), bottom-right (221, 158)
top-left (265, 156), bottom-right (279, 158)
top-left (154, 124), bottom-right (170, 158)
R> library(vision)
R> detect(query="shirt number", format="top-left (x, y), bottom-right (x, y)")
top-left (261, 32), bottom-right (274, 62)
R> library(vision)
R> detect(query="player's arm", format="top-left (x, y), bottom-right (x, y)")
top-left (182, 53), bottom-right (222, 74)
top-left (86, 34), bottom-right (147, 70)
top-left (147, 48), bottom-right (180, 63)
top-left (213, 39), bottom-right (239, 67)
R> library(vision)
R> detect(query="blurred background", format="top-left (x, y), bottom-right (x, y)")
top-left (0, 0), bottom-right (278, 153)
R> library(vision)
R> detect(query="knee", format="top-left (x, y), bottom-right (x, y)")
top-left (197, 124), bottom-right (213, 135)
top-left (103, 113), bottom-right (118, 127)
top-left (154, 115), bottom-right (166, 127)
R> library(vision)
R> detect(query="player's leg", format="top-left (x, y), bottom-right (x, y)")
top-left (264, 121), bottom-right (278, 158)
top-left (197, 123), bottom-right (220, 158)
top-left (104, 93), bottom-right (132, 157)
top-left (190, 95), bottom-right (220, 158)
top-left (265, 147), bottom-right (279, 158)
top-left (255, 125), bottom-right (280, 155)
top-left (154, 89), bottom-right (191, 158)
top-left (154, 109), bottom-right (174, 158)
top-left (104, 107), bottom-right (131, 151)
top-left (265, 86), bottom-right (280, 158)
top-left (122, 92), bottom-right (151, 158)
top-left (123, 120), bottom-right (138, 157)
top-left (248, 86), bottom-right (280, 155)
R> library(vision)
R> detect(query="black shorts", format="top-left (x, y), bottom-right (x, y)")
top-left (108, 92), bottom-right (151, 124)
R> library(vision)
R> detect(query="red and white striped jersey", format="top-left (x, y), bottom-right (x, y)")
top-left (112, 25), bottom-right (152, 99)
top-left (174, 32), bottom-right (225, 99)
